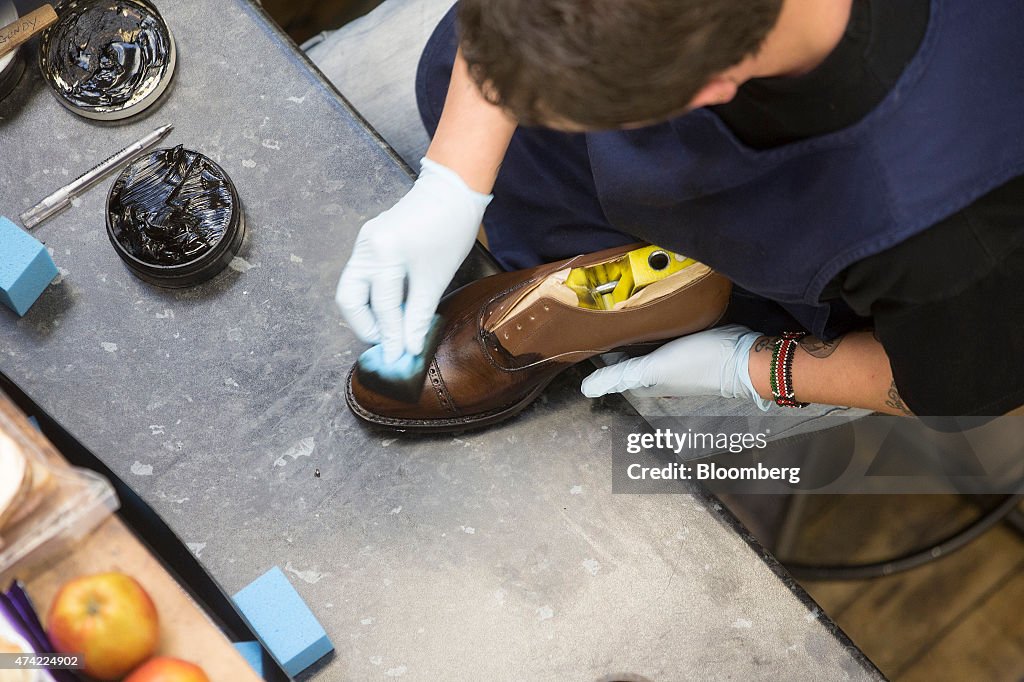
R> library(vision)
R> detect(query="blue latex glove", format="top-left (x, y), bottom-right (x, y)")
top-left (581, 324), bottom-right (771, 410)
top-left (336, 158), bottom-right (492, 362)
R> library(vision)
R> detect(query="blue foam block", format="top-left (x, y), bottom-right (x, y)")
top-left (232, 567), bottom-right (333, 677)
top-left (233, 641), bottom-right (265, 678)
top-left (0, 216), bottom-right (58, 316)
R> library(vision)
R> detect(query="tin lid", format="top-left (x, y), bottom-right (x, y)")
top-left (39, 0), bottom-right (176, 120)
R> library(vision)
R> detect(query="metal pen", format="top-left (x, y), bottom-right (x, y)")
top-left (21, 123), bottom-right (174, 230)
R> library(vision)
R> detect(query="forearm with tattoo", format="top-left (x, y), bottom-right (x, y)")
top-left (749, 331), bottom-right (913, 415)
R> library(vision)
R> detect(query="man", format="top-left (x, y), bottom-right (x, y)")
top-left (336, 0), bottom-right (1024, 417)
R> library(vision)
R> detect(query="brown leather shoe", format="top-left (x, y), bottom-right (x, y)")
top-left (346, 243), bottom-right (731, 432)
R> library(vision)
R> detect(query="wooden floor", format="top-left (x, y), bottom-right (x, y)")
top-left (729, 494), bottom-right (1024, 681)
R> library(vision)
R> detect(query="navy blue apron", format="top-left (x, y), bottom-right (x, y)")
top-left (418, 0), bottom-right (1024, 337)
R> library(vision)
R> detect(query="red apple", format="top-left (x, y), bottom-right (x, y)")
top-left (46, 572), bottom-right (159, 680)
top-left (125, 656), bottom-right (211, 682)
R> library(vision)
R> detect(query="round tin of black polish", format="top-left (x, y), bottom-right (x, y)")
top-left (39, 0), bottom-right (176, 120)
top-left (106, 145), bottom-right (245, 288)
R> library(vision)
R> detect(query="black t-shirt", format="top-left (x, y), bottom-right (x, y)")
top-left (711, 0), bottom-right (1024, 416)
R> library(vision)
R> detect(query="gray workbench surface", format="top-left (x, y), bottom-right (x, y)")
top-left (0, 1), bottom-right (878, 680)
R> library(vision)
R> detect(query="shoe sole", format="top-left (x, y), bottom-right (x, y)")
top-left (345, 366), bottom-right (560, 434)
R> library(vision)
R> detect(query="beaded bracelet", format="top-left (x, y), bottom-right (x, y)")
top-left (770, 332), bottom-right (809, 408)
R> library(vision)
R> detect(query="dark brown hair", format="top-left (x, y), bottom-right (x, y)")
top-left (458, 0), bottom-right (783, 129)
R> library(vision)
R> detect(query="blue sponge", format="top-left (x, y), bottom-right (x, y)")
top-left (232, 641), bottom-right (265, 678)
top-left (0, 216), bottom-right (58, 316)
top-left (232, 567), bottom-right (333, 677)
top-left (356, 314), bottom-right (445, 403)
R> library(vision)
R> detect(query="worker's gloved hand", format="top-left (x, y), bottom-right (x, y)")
top-left (581, 324), bottom-right (771, 410)
top-left (336, 157), bottom-right (492, 362)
